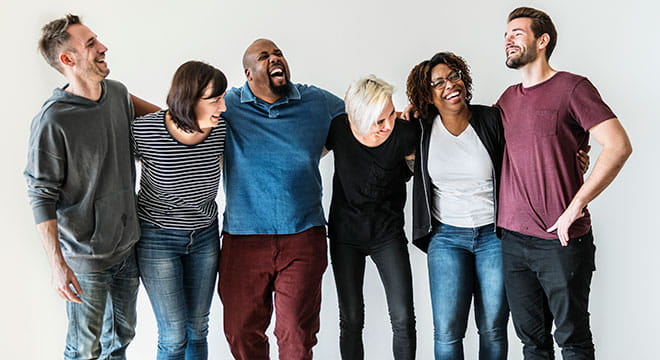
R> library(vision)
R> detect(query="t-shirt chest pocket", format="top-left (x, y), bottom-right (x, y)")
top-left (531, 109), bottom-right (558, 137)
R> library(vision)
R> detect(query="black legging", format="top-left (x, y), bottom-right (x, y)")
top-left (330, 238), bottom-right (416, 360)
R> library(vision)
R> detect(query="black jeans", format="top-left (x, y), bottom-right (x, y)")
top-left (330, 238), bottom-right (416, 360)
top-left (501, 229), bottom-right (596, 360)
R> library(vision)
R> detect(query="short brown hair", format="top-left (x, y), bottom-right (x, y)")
top-left (508, 7), bottom-right (557, 60)
top-left (406, 52), bottom-right (473, 121)
top-left (167, 61), bottom-right (228, 133)
top-left (38, 14), bottom-right (81, 73)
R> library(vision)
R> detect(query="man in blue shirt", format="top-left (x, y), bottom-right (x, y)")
top-left (218, 38), bottom-right (345, 360)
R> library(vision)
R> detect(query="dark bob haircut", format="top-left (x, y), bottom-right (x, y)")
top-left (167, 61), bottom-right (227, 133)
top-left (406, 52), bottom-right (472, 121)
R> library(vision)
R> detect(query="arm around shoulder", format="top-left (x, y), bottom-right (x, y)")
top-left (130, 94), bottom-right (161, 118)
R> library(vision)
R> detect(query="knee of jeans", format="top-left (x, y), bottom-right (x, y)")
top-left (559, 340), bottom-right (595, 356)
top-left (433, 328), bottom-right (463, 344)
top-left (518, 331), bottom-right (553, 349)
top-left (554, 324), bottom-right (593, 349)
top-left (156, 340), bottom-right (187, 357)
top-left (158, 324), bottom-right (187, 349)
top-left (339, 310), bottom-right (364, 331)
top-left (157, 338), bottom-right (188, 355)
top-left (389, 310), bottom-right (416, 333)
top-left (477, 326), bottom-right (507, 342)
top-left (187, 318), bottom-right (210, 340)
top-left (64, 342), bottom-right (101, 360)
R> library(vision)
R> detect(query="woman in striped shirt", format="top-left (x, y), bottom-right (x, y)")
top-left (131, 61), bottom-right (227, 360)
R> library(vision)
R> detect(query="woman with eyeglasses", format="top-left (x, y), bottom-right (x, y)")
top-left (406, 51), bottom-right (508, 359)
top-left (131, 61), bottom-right (227, 359)
top-left (406, 52), bottom-right (589, 359)
top-left (326, 75), bottom-right (418, 359)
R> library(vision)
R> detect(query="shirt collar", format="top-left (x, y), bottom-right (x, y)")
top-left (239, 81), bottom-right (301, 104)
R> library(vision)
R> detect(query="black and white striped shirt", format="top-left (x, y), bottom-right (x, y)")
top-left (131, 110), bottom-right (225, 230)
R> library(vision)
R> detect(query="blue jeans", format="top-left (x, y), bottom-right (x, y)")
top-left (137, 220), bottom-right (220, 360)
top-left (427, 223), bottom-right (508, 360)
top-left (64, 250), bottom-right (139, 360)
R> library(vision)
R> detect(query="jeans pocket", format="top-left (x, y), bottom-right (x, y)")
top-left (140, 220), bottom-right (163, 233)
top-left (575, 231), bottom-right (596, 271)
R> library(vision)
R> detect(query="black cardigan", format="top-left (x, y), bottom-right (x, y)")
top-left (411, 104), bottom-right (505, 252)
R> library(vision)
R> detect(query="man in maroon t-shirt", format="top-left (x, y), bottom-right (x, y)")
top-left (496, 7), bottom-right (632, 359)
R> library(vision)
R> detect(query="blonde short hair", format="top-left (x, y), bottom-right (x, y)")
top-left (344, 75), bottom-right (394, 136)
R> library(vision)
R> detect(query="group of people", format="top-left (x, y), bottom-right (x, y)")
top-left (25, 6), bottom-right (632, 360)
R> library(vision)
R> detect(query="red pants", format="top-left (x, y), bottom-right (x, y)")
top-left (218, 226), bottom-right (328, 360)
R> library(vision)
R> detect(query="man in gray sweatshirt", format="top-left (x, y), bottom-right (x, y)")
top-left (24, 14), bottom-right (148, 359)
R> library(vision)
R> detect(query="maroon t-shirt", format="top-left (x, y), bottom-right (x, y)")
top-left (496, 71), bottom-right (616, 239)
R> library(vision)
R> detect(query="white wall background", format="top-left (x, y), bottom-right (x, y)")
top-left (1, 0), bottom-right (657, 359)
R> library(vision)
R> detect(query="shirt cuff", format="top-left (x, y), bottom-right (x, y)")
top-left (32, 203), bottom-right (57, 224)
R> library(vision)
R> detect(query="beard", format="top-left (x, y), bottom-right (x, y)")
top-left (269, 78), bottom-right (291, 98)
top-left (506, 46), bottom-right (538, 69)
top-left (75, 56), bottom-right (110, 80)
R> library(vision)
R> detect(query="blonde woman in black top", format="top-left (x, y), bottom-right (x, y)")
top-left (325, 75), bottom-right (419, 360)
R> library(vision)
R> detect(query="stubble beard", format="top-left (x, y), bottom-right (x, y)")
top-left (505, 47), bottom-right (537, 69)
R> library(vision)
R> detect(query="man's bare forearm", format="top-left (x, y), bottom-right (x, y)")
top-left (36, 219), bottom-right (83, 302)
top-left (37, 219), bottom-right (66, 268)
top-left (568, 118), bottom-right (632, 210)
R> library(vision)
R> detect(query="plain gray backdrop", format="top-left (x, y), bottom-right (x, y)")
top-left (1, 0), bottom-right (657, 358)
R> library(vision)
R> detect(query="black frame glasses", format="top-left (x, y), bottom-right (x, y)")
top-left (430, 70), bottom-right (462, 89)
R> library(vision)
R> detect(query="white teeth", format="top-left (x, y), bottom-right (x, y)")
top-left (445, 91), bottom-right (459, 100)
top-left (270, 68), bottom-right (283, 76)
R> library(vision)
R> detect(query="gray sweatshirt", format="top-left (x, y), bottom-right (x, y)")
top-left (24, 79), bottom-right (139, 273)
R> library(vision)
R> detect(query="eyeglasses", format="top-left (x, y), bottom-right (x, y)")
top-left (430, 71), bottom-right (462, 89)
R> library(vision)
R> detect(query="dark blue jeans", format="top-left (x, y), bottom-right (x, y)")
top-left (501, 228), bottom-right (596, 360)
top-left (137, 220), bottom-right (220, 360)
top-left (330, 238), bottom-right (416, 360)
top-left (428, 223), bottom-right (508, 360)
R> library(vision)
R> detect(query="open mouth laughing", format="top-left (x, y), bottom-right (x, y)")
top-left (444, 90), bottom-right (461, 101)
top-left (506, 46), bottom-right (521, 57)
top-left (269, 65), bottom-right (285, 79)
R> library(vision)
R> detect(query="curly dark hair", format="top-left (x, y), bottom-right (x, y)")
top-left (406, 52), bottom-right (472, 120)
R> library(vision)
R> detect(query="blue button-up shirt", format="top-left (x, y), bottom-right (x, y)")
top-left (222, 82), bottom-right (345, 234)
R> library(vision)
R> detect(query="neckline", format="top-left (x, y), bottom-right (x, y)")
top-left (60, 80), bottom-right (106, 103)
top-left (435, 114), bottom-right (470, 139)
top-left (521, 71), bottom-right (563, 91)
top-left (162, 110), bottom-right (214, 147)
